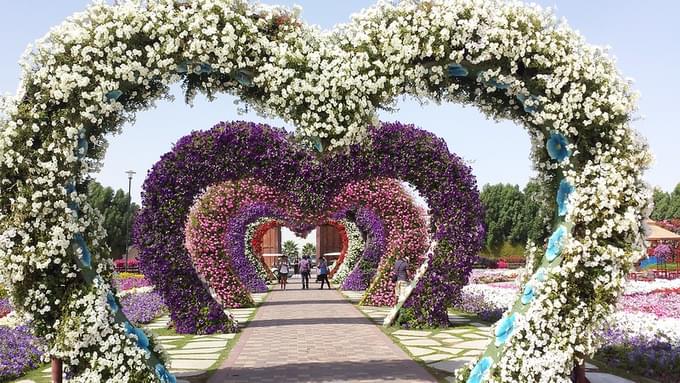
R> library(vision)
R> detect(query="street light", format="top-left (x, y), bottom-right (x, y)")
top-left (124, 170), bottom-right (136, 272)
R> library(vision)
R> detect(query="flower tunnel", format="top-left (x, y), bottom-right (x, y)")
top-left (133, 120), bottom-right (484, 333)
top-left (0, 1), bottom-right (652, 380)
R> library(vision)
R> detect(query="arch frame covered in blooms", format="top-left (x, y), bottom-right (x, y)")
top-left (138, 120), bottom-right (481, 332)
top-left (184, 176), bottom-right (429, 310)
top-left (0, 0), bottom-right (651, 381)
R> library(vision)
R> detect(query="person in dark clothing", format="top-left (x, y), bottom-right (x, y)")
top-left (299, 255), bottom-right (311, 289)
top-left (317, 256), bottom-right (330, 289)
top-left (392, 253), bottom-right (410, 299)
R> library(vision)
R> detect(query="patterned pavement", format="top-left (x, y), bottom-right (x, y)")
top-left (341, 291), bottom-right (637, 383)
top-left (209, 277), bottom-right (436, 383)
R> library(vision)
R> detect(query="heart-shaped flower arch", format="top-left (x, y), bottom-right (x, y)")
top-left (182, 176), bottom-right (429, 313)
top-left (0, 0), bottom-right (651, 381)
top-left (135, 120), bottom-right (482, 334)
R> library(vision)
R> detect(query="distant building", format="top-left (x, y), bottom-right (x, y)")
top-left (260, 223), bottom-right (344, 268)
top-left (316, 224), bottom-right (343, 264)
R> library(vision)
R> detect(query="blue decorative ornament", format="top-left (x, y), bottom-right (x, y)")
top-left (67, 201), bottom-right (79, 216)
top-left (546, 226), bottom-right (567, 262)
top-left (446, 63), bottom-right (469, 77)
top-left (135, 328), bottom-right (150, 349)
top-left (466, 357), bottom-right (493, 383)
top-left (106, 292), bottom-right (118, 314)
top-left (105, 90), bottom-right (123, 102)
top-left (73, 233), bottom-right (92, 269)
top-left (556, 179), bottom-right (574, 216)
top-left (233, 69), bottom-right (255, 87)
top-left (495, 313), bottom-right (516, 346)
top-left (477, 71), bottom-right (510, 89)
top-left (155, 363), bottom-right (177, 383)
top-left (521, 284), bottom-right (534, 305)
top-left (65, 183), bottom-right (76, 195)
top-left (175, 62), bottom-right (189, 73)
top-left (200, 63), bottom-right (213, 74)
top-left (516, 94), bottom-right (539, 113)
top-left (546, 133), bottom-right (571, 162)
top-left (77, 136), bottom-right (89, 156)
top-left (312, 137), bottom-right (323, 152)
top-left (124, 321), bottom-right (135, 335)
top-left (533, 267), bottom-right (547, 282)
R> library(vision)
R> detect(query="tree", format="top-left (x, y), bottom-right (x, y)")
top-left (668, 183), bottom-right (680, 219)
top-left (282, 240), bottom-right (300, 263)
top-left (86, 181), bottom-right (139, 259)
top-left (651, 183), bottom-right (680, 220)
top-left (517, 180), bottom-right (549, 244)
top-left (651, 188), bottom-right (670, 220)
top-left (301, 243), bottom-right (316, 258)
top-left (480, 180), bottom-right (550, 254)
top-left (480, 183), bottom-right (524, 250)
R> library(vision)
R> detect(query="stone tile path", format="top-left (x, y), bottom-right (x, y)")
top-left (340, 291), bottom-right (642, 383)
top-left (209, 277), bottom-right (436, 383)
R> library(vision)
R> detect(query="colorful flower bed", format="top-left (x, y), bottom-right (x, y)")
top-left (456, 276), bottom-right (680, 381)
top-left (468, 269), bottom-right (520, 284)
top-left (114, 273), bottom-right (153, 291)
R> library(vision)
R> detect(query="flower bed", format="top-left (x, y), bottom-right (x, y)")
top-left (597, 311), bottom-right (680, 382)
top-left (457, 279), bottom-right (680, 381)
top-left (120, 291), bottom-right (168, 325)
top-left (113, 273), bottom-right (152, 291)
top-left (468, 268), bottom-right (521, 284)
top-left (0, 325), bottom-right (44, 381)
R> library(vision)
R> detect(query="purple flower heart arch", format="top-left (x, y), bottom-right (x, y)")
top-left (133, 120), bottom-right (484, 333)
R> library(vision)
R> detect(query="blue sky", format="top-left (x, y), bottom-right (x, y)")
top-left (1, 0), bottom-right (678, 207)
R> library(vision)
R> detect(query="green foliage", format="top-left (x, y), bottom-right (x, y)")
top-left (86, 181), bottom-right (139, 259)
top-left (282, 240), bottom-right (300, 263)
top-left (651, 183), bottom-right (680, 220)
top-left (301, 243), bottom-right (316, 257)
top-left (480, 180), bottom-right (548, 253)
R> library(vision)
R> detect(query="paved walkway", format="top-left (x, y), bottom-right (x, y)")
top-left (209, 277), bottom-right (436, 383)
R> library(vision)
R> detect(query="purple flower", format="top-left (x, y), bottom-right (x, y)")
top-left (0, 325), bottom-right (44, 381)
top-left (134, 121), bottom-right (485, 331)
top-left (121, 291), bottom-right (168, 325)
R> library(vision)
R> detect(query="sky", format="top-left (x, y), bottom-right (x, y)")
top-left (1, 1), bottom-right (678, 211)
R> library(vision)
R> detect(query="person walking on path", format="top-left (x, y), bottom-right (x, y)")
top-left (392, 253), bottom-right (411, 300)
top-left (299, 255), bottom-right (311, 290)
top-left (277, 255), bottom-right (290, 290)
top-left (317, 256), bottom-right (330, 290)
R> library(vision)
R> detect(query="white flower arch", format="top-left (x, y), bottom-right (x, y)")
top-left (0, 0), bottom-right (651, 381)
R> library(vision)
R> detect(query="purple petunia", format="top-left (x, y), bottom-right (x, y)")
top-left (134, 121), bottom-right (484, 331)
top-left (0, 325), bottom-right (44, 380)
top-left (120, 291), bottom-right (168, 325)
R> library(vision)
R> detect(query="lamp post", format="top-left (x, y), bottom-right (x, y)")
top-left (124, 170), bottom-right (136, 272)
